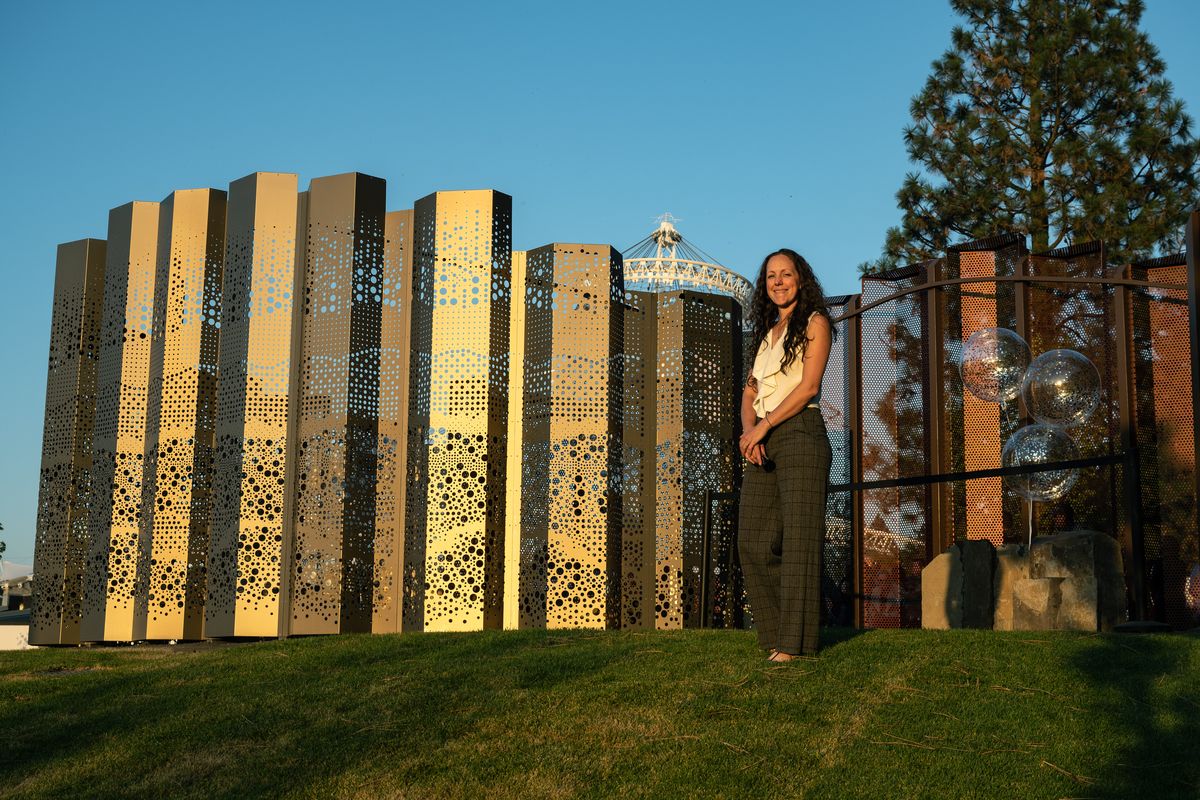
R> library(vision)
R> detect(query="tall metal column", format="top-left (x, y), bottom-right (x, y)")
top-left (405, 190), bottom-right (512, 632)
top-left (377, 209), bottom-right (413, 633)
top-left (518, 243), bottom-right (623, 629)
top-left (289, 172), bottom-right (385, 636)
top-left (206, 172), bottom-right (302, 639)
top-left (29, 239), bottom-right (107, 646)
top-left (81, 202), bottom-right (160, 643)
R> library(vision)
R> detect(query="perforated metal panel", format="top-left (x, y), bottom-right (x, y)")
top-left (289, 173), bottom-right (386, 635)
top-left (1025, 246), bottom-right (1122, 546)
top-left (859, 267), bottom-right (928, 628)
top-left (404, 190), bottom-right (511, 632)
top-left (654, 291), bottom-right (741, 629)
top-left (206, 172), bottom-right (302, 639)
top-left (37, 181), bottom-right (1198, 639)
top-left (503, 250), bottom-right (528, 629)
top-left (702, 493), bottom-right (746, 629)
top-left (846, 236), bottom-right (1190, 628)
top-left (30, 239), bottom-right (107, 646)
top-left (375, 209), bottom-right (413, 633)
top-left (936, 241), bottom-right (1025, 548)
top-left (517, 244), bottom-right (623, 629)
top-left (821, 295), bottom-right (854, 627)
top-left (80, 202), bottom-right (160, 643)
top-left (1131, 259), bottom-right (1198, 627)
top-left (136, 189), bottom-right (226, 641)
top-left (620, 290), bottom-right (657, 629)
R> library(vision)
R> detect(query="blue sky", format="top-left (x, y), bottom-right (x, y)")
top-left (1, 1), bottom-right (1198, 563)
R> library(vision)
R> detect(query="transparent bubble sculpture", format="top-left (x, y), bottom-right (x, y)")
top-left (959, 327), bottom-right (1030, 403)
top-left (300, 552), bottom-right (338, 589)
top-left (1001, 423), bottom-right (1080, 502)
top-left (1021, 349), bottom-right (1101, 427)
top-left (1183, 562), bottom-right (1200, 619)
top-left (301, 553), bottom-right (323, 585)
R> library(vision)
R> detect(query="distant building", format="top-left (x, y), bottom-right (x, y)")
top-left (1, 562), bottom-right (33, 651)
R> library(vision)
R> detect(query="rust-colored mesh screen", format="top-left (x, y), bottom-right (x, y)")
top-left (859, 268), bottom-right (929, 628)
top-left (1025, 248), bottom-right (1123, 543)
top-left (938, 240), bottom-right (1024, 548)
top-left (1132, 261), bottom-right (1199, 626)
top-left (821, 296), bottom-right (854, 626)
top-left (820, 237), bottom-right (1195, 629)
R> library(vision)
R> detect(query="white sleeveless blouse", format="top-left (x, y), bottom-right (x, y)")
top-left (751, 311), bottom-right (821, 418)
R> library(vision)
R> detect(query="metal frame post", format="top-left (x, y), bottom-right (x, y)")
top-left (1014, 249), bottom-right (1035, 544)
top-left (923, 262), bottom-right (948, 558)
top-left (1113, 262), bottom-right (1146, 620)
top-left (847, 294), bottom-right (864, 627)
top-left (701, 489), bottom-right (712, 628)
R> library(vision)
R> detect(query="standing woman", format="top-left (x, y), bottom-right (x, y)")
top-left (738, 249), bottom-right (834, 661)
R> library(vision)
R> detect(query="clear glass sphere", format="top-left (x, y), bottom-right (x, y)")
top-left (960, 327), bottom-right (1030, 403)
top-left (1001, 423), bottom-right (1080, 502)
top-left (1021, 349), bottom-right (1101, 427)
top-left (1185, 563), bottom-right (1200, 619)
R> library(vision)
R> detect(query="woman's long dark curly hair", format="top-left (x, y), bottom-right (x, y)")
top-left (749, 248), bottom-right (835, 373)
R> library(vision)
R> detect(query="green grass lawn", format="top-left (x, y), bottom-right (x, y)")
top-left (1, 627), bottom-right (1197, 799)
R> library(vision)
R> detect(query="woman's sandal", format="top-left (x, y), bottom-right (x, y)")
top-left (767, 651), bottom-right (798, 663)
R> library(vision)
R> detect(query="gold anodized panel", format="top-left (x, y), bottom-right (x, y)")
top-left (503, 250), bottom-right (527, 629)
top-left (290, 172), bottom-right (385, 635)
top-left (34, 179), bottom-right (753, 642)
top-left (207, 172), bottom-right (301, 638)
top-left (30, 239), bottom-right (107, 646)
top-left (519, 244), bottom-right (623, 629)
top-left (135, 189), bottom-right (227, 641)
top-left (80, 203), bottom-right (160, 643)
top-left (405, 190), bottom-right (512, 631)
top-left (374, 209), bottom-right (413, 633)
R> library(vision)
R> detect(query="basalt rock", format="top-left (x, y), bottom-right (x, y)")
top-left (959, 539), bottom-right (996, 629)
top-left (992, 544), bottom-right (1027, 632)
top-left (1023, 530), bottom-right (1125, 631)
top-left (921, 530), bottom-right (1126, 632)
top-left (920, 547), bottom-right (962, 630)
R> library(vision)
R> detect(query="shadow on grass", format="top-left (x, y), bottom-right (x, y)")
top-left (1070, 634), bottom-right (1200, 798)
top-left (818, 625), bottom-right (868, 653)
top-left (0, 630), bottom-right (620, 799)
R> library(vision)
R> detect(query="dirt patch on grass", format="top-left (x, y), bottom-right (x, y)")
top-left (37, 665), bottom-right (111, 676)
top-left (1, 664), bottom-right (115, 681)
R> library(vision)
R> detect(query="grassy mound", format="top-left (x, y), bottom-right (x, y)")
top-left (1, 628), bottom-right (1197, 798)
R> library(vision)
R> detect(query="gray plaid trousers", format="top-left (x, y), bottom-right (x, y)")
top-left (737, 406), bottom-right (831, 656)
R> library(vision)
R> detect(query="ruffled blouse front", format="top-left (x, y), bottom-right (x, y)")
top-left (751, 313), bottom-right (820, 418)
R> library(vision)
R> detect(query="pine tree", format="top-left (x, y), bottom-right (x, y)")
top-left (863, 0), bottom-right (1200, 273)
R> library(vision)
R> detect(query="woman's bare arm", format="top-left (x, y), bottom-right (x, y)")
top-left (739, 372), bottom-right (766, 465)
top-left (741, 372), bottom-right (758, 434)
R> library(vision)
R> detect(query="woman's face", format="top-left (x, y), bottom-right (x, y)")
top-left (765, 254), bottom-right (800, 310)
